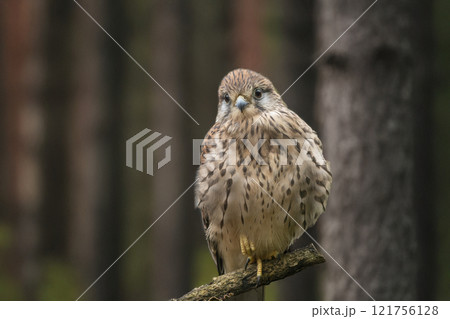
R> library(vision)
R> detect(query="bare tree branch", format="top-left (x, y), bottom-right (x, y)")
top-left (173, 244), bottom-right (325, 301)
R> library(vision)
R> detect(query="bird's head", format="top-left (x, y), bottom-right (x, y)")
top-left (216, 69), bottom-right (285, 123)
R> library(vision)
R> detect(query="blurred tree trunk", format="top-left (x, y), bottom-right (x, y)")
top-left (279, 0), bottom-right (316, 126)
top-left (148, 0), bottom-right (192, 299)
top-left (98, 0), bottom-right (127, 301)
top-left (67, 0), bottom-right (110, 300)
top-left (231, 0), bottom-right (262, 70)
top-left (120, 1), bottom-right (153, 300)
top-left (278, 0), bottom-right (319, 301)
top-left (434, 0), bottom-right (450, 300)
top-left (183, 0), bottom-right (230, 289)
top-left (315, 0), bottom-right (433, 300)
top-left (0, 0), bottom-right (46, 300)
top-left (413, 3), bottom-right (435, 300)
top-left (40, 0), bottom-right (72, 280)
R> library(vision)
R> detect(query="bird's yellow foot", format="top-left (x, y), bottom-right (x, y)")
top-left (240, 235), bottom-right (256, 270)
top-left (256, 258), bottom-right (262, 285)
top-left (240, 235), bottom-right (263, 286)
top-left (257, 251), bottom-right (280, 285)
top-left (240, 235), bottom-right (281, 286)
top-left (240, 234), bottom-right (255, 257)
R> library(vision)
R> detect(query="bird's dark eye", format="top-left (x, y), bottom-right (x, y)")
top-left (253, 88), bottom-right (263, 100)
top-left (223, 93), bottom-right (231, 104)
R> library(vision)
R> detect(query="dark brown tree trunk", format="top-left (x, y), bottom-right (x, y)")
top-left (148, 0), bottom-right (192, 300)
top-left (67, 0), bottom-right (108, 300)
top-left (278, 0), bottom-right (319, 301)
top-left (119, 2), bottom-right (153, 300)
top-left (315, 0), bottom-right (433, 300)
top-left (279, 0), bottom-right (316, 126)
top-left (97, 0), bottom-right (127, 301)
top-left (182, 0), bottom-right (232, 294)
top-left (231, 0), bottom-right (263, 70)
top-left (433, 0), bottom-right (450, 300)
top-left (0, 0), bottom-right (47, 300)
top-left (40, 0), bottom-right (72, 271)
top-left (412, 3), bottom-right (435, 301)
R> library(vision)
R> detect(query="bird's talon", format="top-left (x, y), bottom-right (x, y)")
top-left (257, 275), bottom-right (261, 287)
top-left (245, 257), bottom-right (250, 270)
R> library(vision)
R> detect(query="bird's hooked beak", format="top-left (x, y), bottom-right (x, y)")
top-left (235, 95), bottom-right (249, 112)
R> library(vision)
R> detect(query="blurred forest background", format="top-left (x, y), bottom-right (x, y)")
top-left (0, 0), bottom-right (449, 301)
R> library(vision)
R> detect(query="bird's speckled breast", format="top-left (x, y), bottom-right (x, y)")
top-left (195, 111), bottom-right (331, 273)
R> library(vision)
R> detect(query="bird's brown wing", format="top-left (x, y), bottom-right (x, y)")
top-left (199, 122), bottom-right (221, 165)
top-left (199, 122), bottom-right (225, 275)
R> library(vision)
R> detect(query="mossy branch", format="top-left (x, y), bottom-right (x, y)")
top-left (173, 244), bottom-right (325, 301)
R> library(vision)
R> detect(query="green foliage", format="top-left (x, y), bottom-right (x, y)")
top-left (191, 247), bottom-right (219, 288)
top-left (0, 223), bottom-right (12, 250)
top-left (0, 274), bottom-right (22, 300)
top-left (0, 223), bottom-right (21, 300)
top-left (37, 259), bottom-right (80, 301)
top-left (264, 281), bottom-right (281, 301)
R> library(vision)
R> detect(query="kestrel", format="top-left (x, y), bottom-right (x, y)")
top-left (195, 69), bottom-right (331, 299)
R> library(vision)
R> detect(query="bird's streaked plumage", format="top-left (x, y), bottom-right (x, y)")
top-left (195, 69), bottom-right (331, 299)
